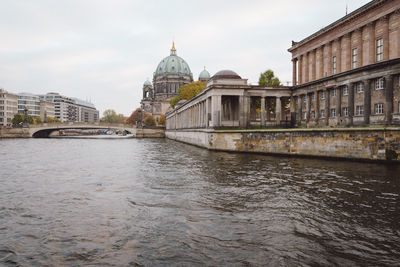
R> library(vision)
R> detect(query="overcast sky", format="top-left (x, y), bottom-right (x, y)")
top-left (0, 0), bottom-right (371, 116)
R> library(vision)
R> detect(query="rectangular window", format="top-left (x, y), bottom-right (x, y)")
top-left (311, 111), bottom-right (315, 119)
top-left (343, 107), bottom-right (349, 117)
top-left (332, 89), bottom-right (336, 97)
top-left (343, 86), bottom-right (348, 96)
top-left (357, 82), bottom-right (364, 93)
top-left (303, 112), bottom-right (307, 120)
top-left (321, 91), bottom-right (326, 99)
top-left (320, 110), bottom-right (325, 118)
top-left (311, 93), bottom-right (315, 101)
top-left (303, 96), bottom-right (307, 103)
top-left (375, 103), bottom-right (384, 114)
top-left (356, 105), bottom-right (364, 116)
top-left (376, 38), bottom-right (383, 62)
top-left (352, 48), bottom-right (358, 68)
top-left (333, 56), bottom-right (337, 74)
top-left (376, 78), bottom-right (384, 90)
top-left (331, 108), bottom-right (336, 117)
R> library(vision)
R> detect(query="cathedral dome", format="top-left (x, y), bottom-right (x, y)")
top-left (154, 42), bottom-right (193, 79)
top-left (211, 70), bottom-right (241, 80)
top-left (199, 68), bottom-right (210, 80)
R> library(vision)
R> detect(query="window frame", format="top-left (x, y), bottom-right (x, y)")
top-left (343, 107), bottom-right (349, 117)
top-left (376, 38), bottom-right (383, 62)
top-left (352, 48), bottom-right (358, 69)
top-left (331, 89), bottom-right (336, 97)
top-left (375, 78), bottom-right (384, 90)
top-left (343, 86), bottom-right (349, 96)
top-left (375, 103), bottom-right (384, 115)
top-left (320, 109), bottom-right (325, 118)
top-left (331, 108), bottom-right (336, 118)
top-left (321, 91), bottom-right (326, 100)
top-left (333, 56), bottom-right (337, 74)
top-left (357, 82), bottom-right (364, 93)
top-left (356, 105), bottom-right (364, 116)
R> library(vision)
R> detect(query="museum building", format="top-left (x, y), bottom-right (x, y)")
top-left (289, 0), bottom-right (400, 126)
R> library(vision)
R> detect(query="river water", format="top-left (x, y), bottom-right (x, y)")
top-left (0, 138), bottom-right (399, 266)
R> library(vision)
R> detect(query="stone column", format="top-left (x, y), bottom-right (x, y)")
top-left (325, 89), bottom-right (330, 126)
top-left (265, 98), bottom-right (270, 121)
top-left (205, 97), bottom-right (210, 128)
top-left (211, 95), bottom-right (221, 128)
top-left (290, 96), bottom-right (296, 127)
top-left (364, 80), bottom-right (371, 125)
top-left (318, 46), bottom-right (324, 79)
top-left (312, 50), bottom-right (317, 81)
top-left (261, 97), bottom-right (266, 127)
top-left (348, 82), bottom-right (355, 126)
top-left (327, 42), bottom-right (333, 76)
top-left (298, 55), bottom-right (303, 84)
top-left (305, 53), bottom-right (309, 83)
top-left (315, 91), bottom-right (320, 122)
top-left (385, 75), bottom-right (394, 124)
top-left (276, 97), bottom-right (282, 126)
top-left (345, 33), bottom-right (352, 71)
top-left (367, 22), bottom-right (376, 64)
top-left (239, 95), bottom-right (249, 128)
top-left (382, 15), bottom-right (389, 61)
top-left (292, 58), bottom-right (297, 86)
top-left (355, 28), bottom-right (363, 67)
top-left (336, 37), bottom-right (342, 73)
top-left (297, 96), bottom-right (302, 126)
top-left (306, 93), bottom-right (311, 123)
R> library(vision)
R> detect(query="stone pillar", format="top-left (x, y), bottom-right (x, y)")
top-left (382, 15), bottom-right (389, 61)
top-left (260, 97), bottom-right (266, 127)
top-left (311, 50), bottom-right (316, 81)
top-left (367, 22), bottom-right (376, 64)
top-left (364, 80), bottom-right (371, 125)
top-left (239, 95), bottom-right (249, 128)
top-left (337, 87), bottom-right (342, 125)
top-left (336, 37), bottom-right (342, 73)
top-left (356, 28), bottom-right (363, 67)
top-left (348, 82), bottom-right (355, 126)
top-left (306, 93), bottom-right (311, 122)
top-left (315, 91), bottom-right (320, 121)
top-left (275, 97), bottom-right (282, 126)
top-left (211, 95), bottom-right (221, 128)
top-left (290, 96), bottom-right (296, 127)
top-left (385, 75), bottom-right (394, 124)
top-left (305, 53), bottom-right (309, 83)
top-left (344, 34), bottom-right (351, 71)
top-left (298, 55), bottom-right (303, 84)
top-left (265, 98), bottom-right (270, 121)
top-left (205, 97), bottom-right (210, 128)
top-left (318, 46), bottom-right (324, 79)
top-left (297, 96), bottom-right (302, 126)
top-left (292, 58), bottom-right (297, 86)
top-left (327, 42), bottom-right (333, 76)
top-left (325, 89), bottom-right (330, 126)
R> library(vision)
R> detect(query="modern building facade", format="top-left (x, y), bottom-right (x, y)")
top-left (40, 93), bottom-right (99, 123)
top-left (18, 93), bottom-right (41, 118)
top-left (289, 0), bottom-right (400, 126)
top-left (0, 89), bottom-right (18, 127)
top-left (39, 100), bottom-right (56, 121)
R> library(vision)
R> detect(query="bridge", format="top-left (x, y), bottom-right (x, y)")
top-left (28, 122), bottom-right (137, 138)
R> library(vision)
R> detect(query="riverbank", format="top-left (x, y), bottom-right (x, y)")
top-left (166, 127), bottom-right (400, 162)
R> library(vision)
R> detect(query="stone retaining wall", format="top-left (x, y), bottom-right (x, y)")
top-left (166, 128), bottom-right (400, 162)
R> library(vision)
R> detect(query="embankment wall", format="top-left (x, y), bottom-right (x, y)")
top-left (166, 128), bottom-right (400, 162)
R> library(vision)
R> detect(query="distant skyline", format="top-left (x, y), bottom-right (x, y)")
top-left (0, 0), bottom-right (371, 116)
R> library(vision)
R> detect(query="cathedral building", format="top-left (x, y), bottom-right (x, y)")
top-left (140, 43), bottom-right (210, 122)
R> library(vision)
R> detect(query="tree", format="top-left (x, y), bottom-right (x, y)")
top-left (35, 116), bottom-right (42, 124)
top-left (12, 114), bottom-right (24, 126)
top-left (100, 109), bottom-right (126, 123)
top-left (126, 108), bottom-right (142, 124)
top-left (259, 69), bottom-right (281, 86)
top-left (47, 117), bottom-right (61, 123)
top-left (170, 81), bottom-right (206, 108)
top-left (158, 114), bottom-right (165, 126)
top-left (144, 114), bottom-right (156, 126)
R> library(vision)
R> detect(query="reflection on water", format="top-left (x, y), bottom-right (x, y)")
top-left (0, 138), bottom-right (399, 266)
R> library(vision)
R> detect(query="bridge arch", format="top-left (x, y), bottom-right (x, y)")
top-left (30, 125), bottom-right (135, 138)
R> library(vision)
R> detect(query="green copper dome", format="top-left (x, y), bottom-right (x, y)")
top-left (154, 43), bottom-right (193, 78)
top-left (199, 67), bottom-right (210, 80)
top-left (143, 79), bottom-right (152, 86)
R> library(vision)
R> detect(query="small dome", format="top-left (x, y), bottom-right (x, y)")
top-left (143, 79), bottom-right (152, 86)
top-left (199, 68), bottom-right (210, 80)
top-left (211, 70), bottom-right (241, 80)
